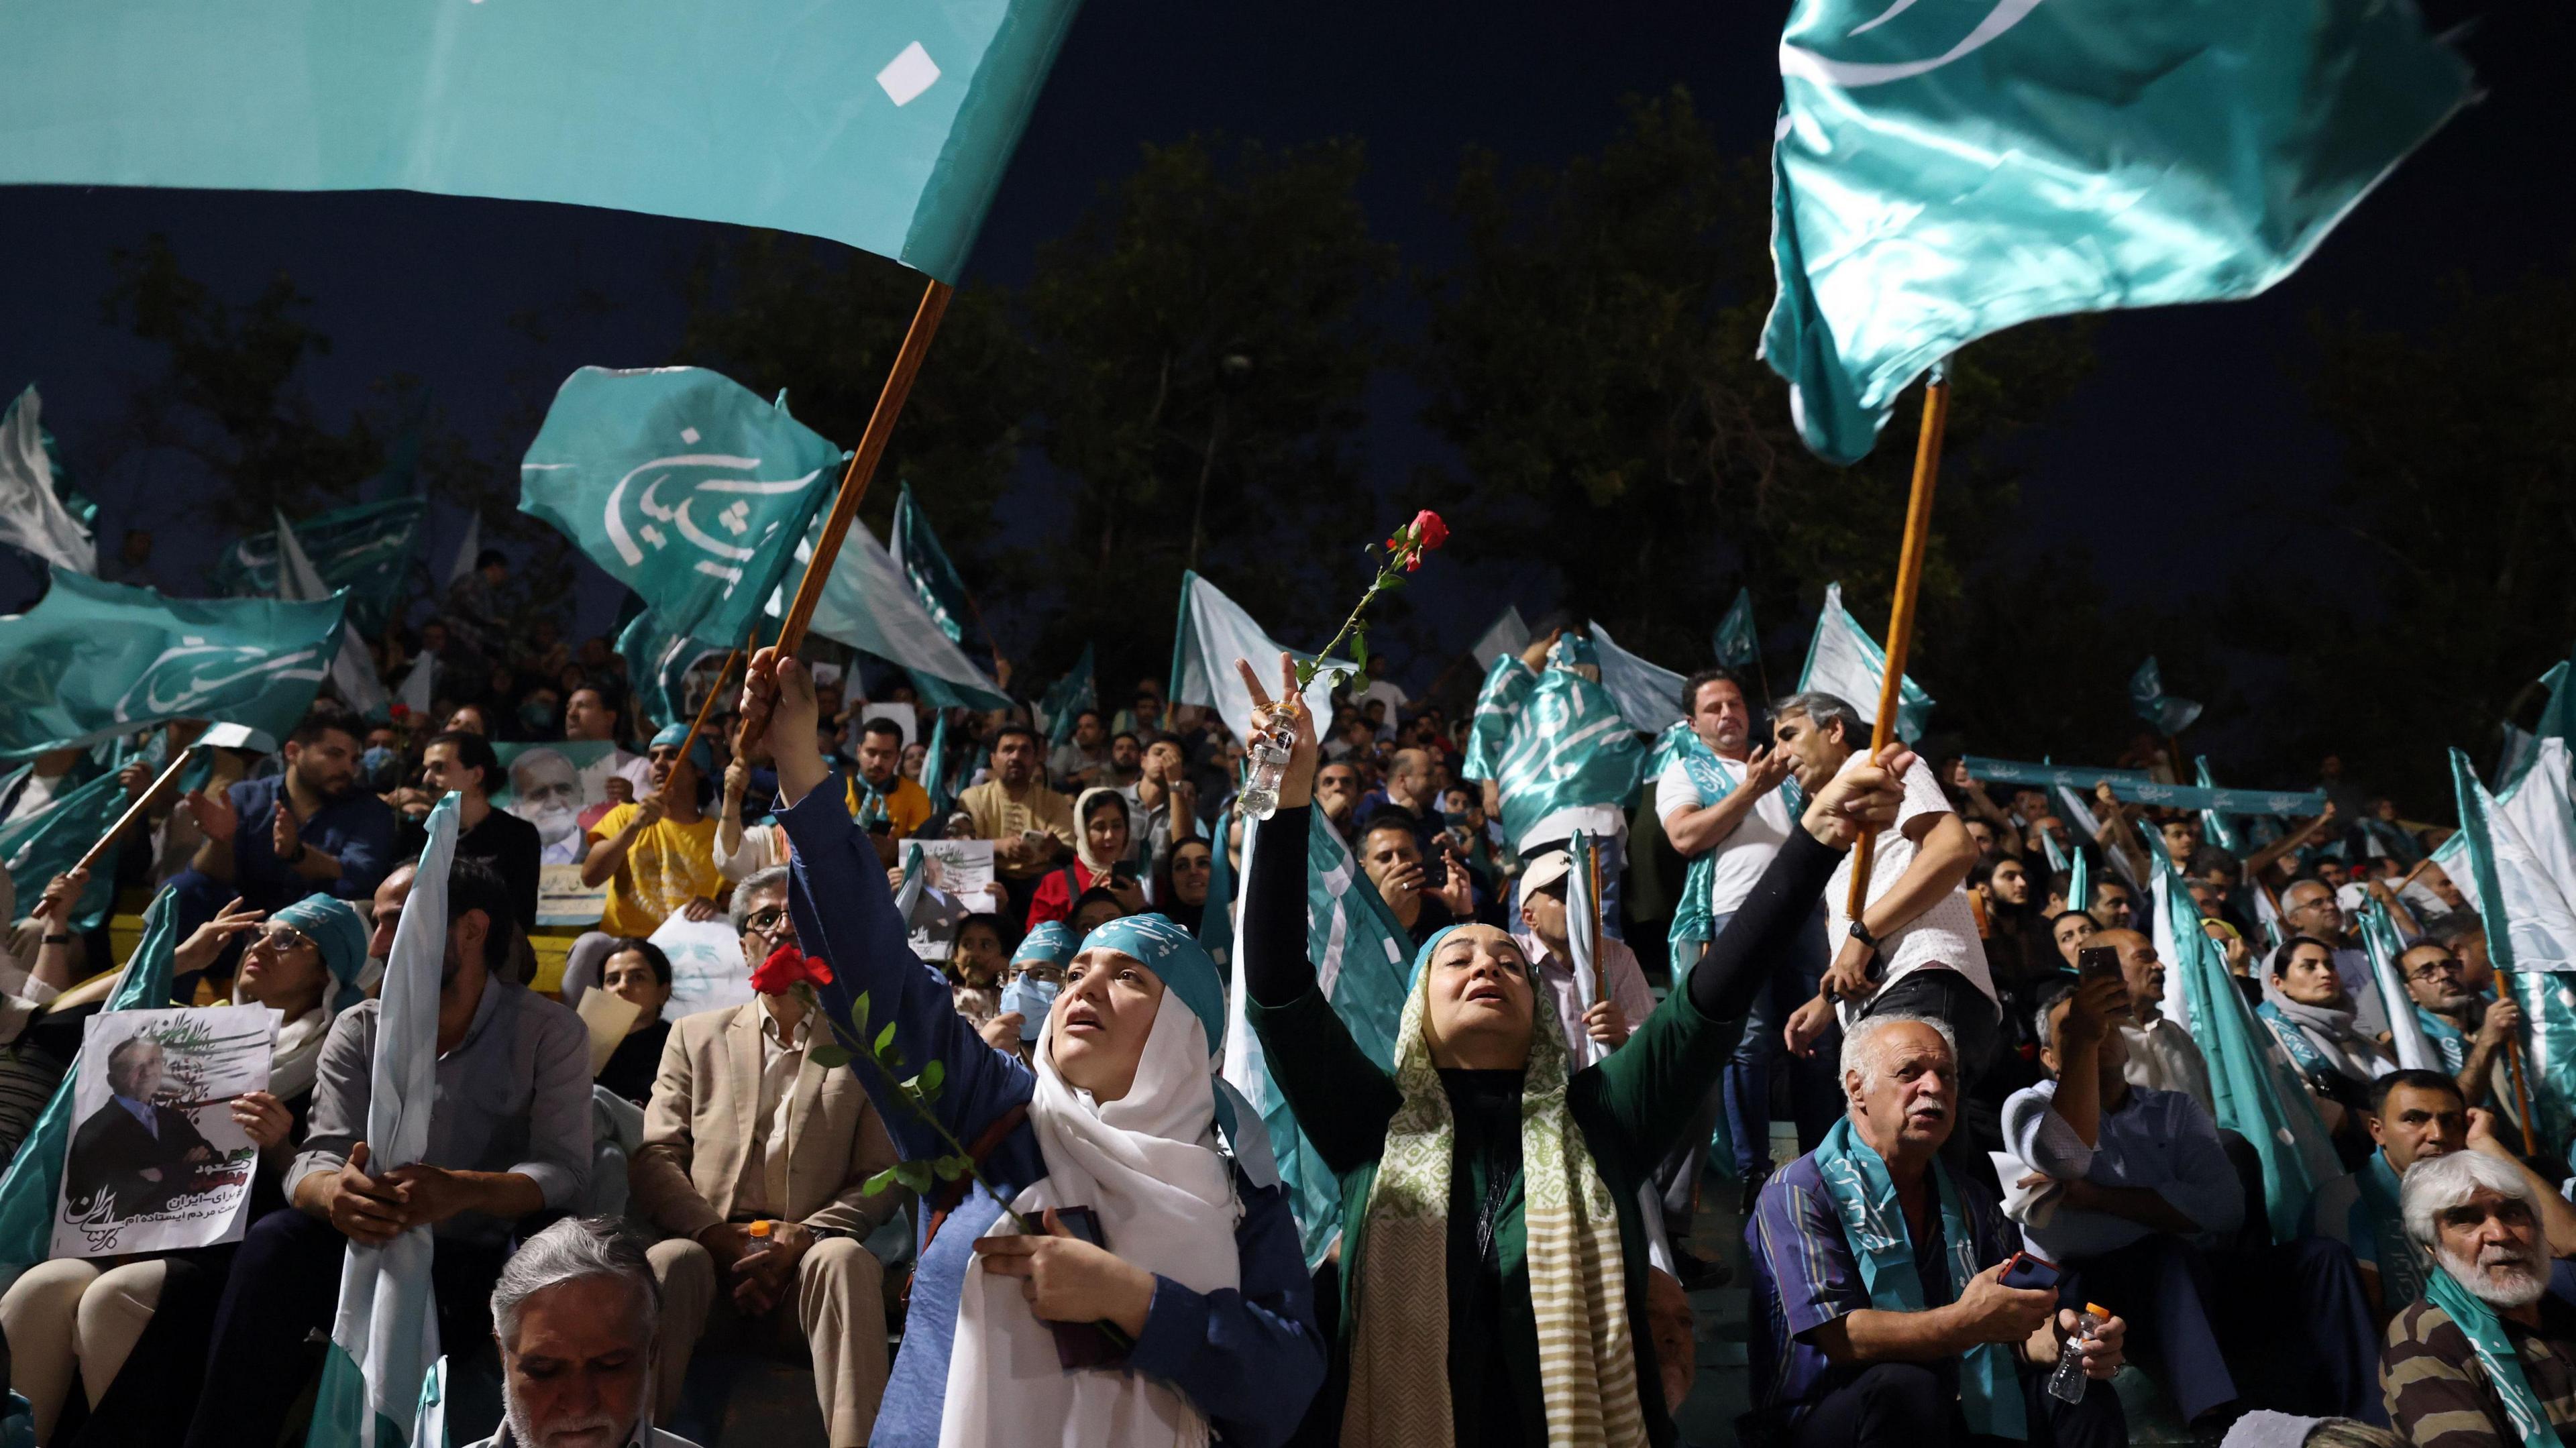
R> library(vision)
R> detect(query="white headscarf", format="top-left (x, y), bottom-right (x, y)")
top-left (938, 984), bottom-right (1242, 1448)
top-left (1073, 786), bottom-right (1130, 878)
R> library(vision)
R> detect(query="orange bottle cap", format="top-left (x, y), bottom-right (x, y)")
top-left (2084, 1302), bottom-right (2109, 1318)
top-left (750, 1219), bottom-right (774, 1238)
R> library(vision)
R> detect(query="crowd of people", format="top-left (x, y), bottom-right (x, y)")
top-left (0, 567), bottom-right (2561, 1448)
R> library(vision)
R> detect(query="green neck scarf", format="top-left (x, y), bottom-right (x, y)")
top-left (1811, 1118), bottom-right (2029, 1441)
top-left (2424, 1266), bottom-right (2557, 1448)
top-left (2355, 1152), bottom-right (2429, 1308)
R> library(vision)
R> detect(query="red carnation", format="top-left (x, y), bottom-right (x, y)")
top-left (750, 942), bottom-right (831, 995)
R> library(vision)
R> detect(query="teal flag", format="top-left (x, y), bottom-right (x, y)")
top-left (2067, 846), bottom-right (2092, 924)
top-left (0, 767), bottom-right (124, 930)
top-left (0, 571), bottom-right (343, 759)
top-left (2145, 840), bottom-right (2339, 1241)
top-left (523, 368), bottom-right (840, 651)
top-left (0, 889), bottom-right (179, 1294)
top-left (1491, 663), bottom-right (1646, 848)
top-left (2357, 898), bottom-right (2441, 1073)
top-left (776, 516), bottom-right (1012, 712)
top-left (2195, 757), bottom-right (2243, 855)
top-left (2451, 741), bottom-right (2576, 1156)
top-left (1038, 645), bottom-right (1097, 747)
top-left (216, 498), bottom-right (425, 636)
top-left (1797, 583), bottom-right (1933, 740)
top-left (1461, 654), bottom-right (1533, 785)
top-left (613, 606), bottom-right (714, 735)
top-left (892, 484), bottom-right (979, 649)
top-left (1588, 622), bottom-right (1686, 735)
top-left (2498, 653), bottom-right (2576, 794)
top-left (308, 797), bottom-right (459, 1448)
top-left (1220, 807), bottom-right (1413, 1266)
top-left (1762, 0), bottom-right (2469, 462)
top-left (2129, 657), bottom-right (2204, 736)
top-left (1197, 814), bottom-right (1236, 972)
top-left (1713, 588), bottom-right (1760, 671)
top-left (0, 0), bottom-right (1082, 284)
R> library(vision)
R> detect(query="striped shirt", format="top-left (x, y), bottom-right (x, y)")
top-left (2383, 1295), bottom-right (2576, 1446)
top-left (1743, 1150), bottom-right (2022, 1442)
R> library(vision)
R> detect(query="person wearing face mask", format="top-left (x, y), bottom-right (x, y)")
top-left (736, 647), bottom-right (1326, 1448)
top-left (982, 920), bottom-right (1077, 1060)
top-left (2, 892), bottom-right (369, 1446)
top-left (1236, 652), bottom-right (1915, 1448)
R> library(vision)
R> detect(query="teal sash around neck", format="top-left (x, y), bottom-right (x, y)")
top-left (2416, 1006), bottom-right (2471, 1073)
top-left (1813, 1118), bottom-right (2029, 1441)
top-left (2424, 1266), bottom-right (2557, 1448)
top-left (2355, 1151), bottom-right (2429, 1308)
top-left (1655, 722), bottom-right (1737, 962)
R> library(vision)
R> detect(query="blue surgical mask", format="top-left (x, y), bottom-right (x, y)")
top-left (360, 745), bottom-right (400, 791)
top-left (999, 974), bottom-right (1061, 1021)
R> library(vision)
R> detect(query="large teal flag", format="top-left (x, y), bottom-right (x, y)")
top-left (0, 889), bottom-right (179, 1294)
top-left (0, 767), bottom-right (124, 930)
top-left (613, 607), bottom-right (713, 735)
top-left (216, 498), bottom-right (426, 637)
top-left (1762, 0), bottom-right (2469, 463)
top-left (2129, 657), bottom-right (2204, 736)
top-left (0, 0), bottom-right (1081, 284)
top-left (1489, 649), bottom-right (1647, 849)
top-left (1796, 583), bottom-right (1933, 740)
top-left (523, 368), bottom-right (841, 651)
top-left (774, 517), bottom-right (1012, 712)
top-left (2451, 741), bottom-right (2576, 1156)
top-left (892, 484), bottom-right (980, 651)
top-left (0, 571), bottom-right (343, 759)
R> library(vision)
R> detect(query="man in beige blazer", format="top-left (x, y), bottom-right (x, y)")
top-left (630, 866), bottom-right (909, 1447)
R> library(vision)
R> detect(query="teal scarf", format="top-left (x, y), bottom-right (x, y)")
top-left (2424, 1266), bottom-right (2557, 1448)
top-left (2257, 1000), bottom-right (2340, 1087)
top-left (1813, 1119), bottom-right (2028, 1441)
top-left (2355, 1151), bottom-right (2428, 1308)
top-left (2416, 1006), bottom-right (2471, 1074)
top-left (1653, 722), bottom-right (1737, 962)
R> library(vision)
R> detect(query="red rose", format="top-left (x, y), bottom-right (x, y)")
top-left (1410, 509), bottom-right (1448, 551)
top-left (750, 942), bottom-right (830, 995)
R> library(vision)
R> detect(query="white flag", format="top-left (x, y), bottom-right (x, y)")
top-left (770, 520), bottom-right (1008, 710)
top-left (1468, 604), bottom-right (1532, 669)
top-left (0, 386), bottom-right (93, 574)
top-left (1795, 582), bottom-right (1933, 740)
top-left (445, 510), bottom-right (482, 590)
top-left (1587, 620), bottom-right (1685, 734)
top-left (276, 511), bottom-right (389, 717)
top-left (1168, 570), bottom-right (1348, 744)
top-left (307, 797), bottom-right (457, 1448)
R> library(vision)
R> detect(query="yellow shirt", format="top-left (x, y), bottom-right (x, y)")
top-left (588, 804), bottom-right (724, 938)
top-left (845, 773), bottom-right (934, 840)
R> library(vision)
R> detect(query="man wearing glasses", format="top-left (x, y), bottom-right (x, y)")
top-left (629, 865), bottom-right (908, 1447)
top-left (2400, 941), bottom-right (2523, 1113)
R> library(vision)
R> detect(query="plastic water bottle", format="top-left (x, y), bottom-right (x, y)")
top-left (1238, 714), bottom-right (1295, 821)
top-left (2047, 1300), bottom-right (2108, 1403)
top-left (741, 1218), bottom-right (776, 1267)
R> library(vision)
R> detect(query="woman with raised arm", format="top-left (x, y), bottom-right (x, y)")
top-left (1230, 653), bottom-right (1909, 1448)
top-left (738, 648), bottom-right (1324, 1448)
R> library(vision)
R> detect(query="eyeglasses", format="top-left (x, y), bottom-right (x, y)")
top-left (2407, 957), bottom-right (2463, 983)
top-left (251, 924), bottom-right (313, 955)
top-left (743, 907), bottom-right (792, 936)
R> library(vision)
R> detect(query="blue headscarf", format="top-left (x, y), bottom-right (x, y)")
top-left (1013, 920), bottom-right (1078, 972)
top-left (1075, 912), bottom-right (1275, 1186)
top-left (648, 722), bottom-right (714, 777)
top-left (1404, 922), bottom-right (1533, 992)
top-left (270, 893), bottom-right (370, 1014)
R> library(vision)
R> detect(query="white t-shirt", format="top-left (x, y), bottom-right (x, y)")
top-left (1827, 759), bottom-right (1992, 1005)
top-left (1358, 679), bottom-right (1409, 730)
top-left (1656, 754), bottom-right (1794, 920)
top-left (1519, 804), bottom-right (1627, 854)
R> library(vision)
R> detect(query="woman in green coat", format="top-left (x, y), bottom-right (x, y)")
top-left (1232, 657), bottom-right (1910, 1448)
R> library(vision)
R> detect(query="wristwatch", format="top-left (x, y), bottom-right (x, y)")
top-left (1847, 918), bottom-right (1880, 954)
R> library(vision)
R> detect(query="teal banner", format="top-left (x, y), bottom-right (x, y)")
top-left (215, 498), bottom-right (425, 637)
top-left (0, 0), bottom-right (1082, 282)
top-left (0, 573), bottom-right (343, 759)
top-left (1762, 0), bottom-right (2469, 462)
top-left (1962, 757), bottom-right (2322, 818)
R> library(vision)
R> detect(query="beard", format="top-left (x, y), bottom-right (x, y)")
top-left (500, 1376), bottom-right (637, 1448)
top-left (2436, 1242), bottom-right (2550, 1309)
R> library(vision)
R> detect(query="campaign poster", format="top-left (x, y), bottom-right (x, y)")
top-left (492, 741), bottom-right (624, 926)
top-left (55, 1005), bottom-right (274, 1258)
top-left (649, 914), bottom-right (754, 1019)
top-left (900, 839), bottom-right (1004, 964)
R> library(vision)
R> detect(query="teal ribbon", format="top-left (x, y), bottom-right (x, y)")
top-left (2257, 1000), bottom-right (2341, 1088)
top-left (2416, 1006), bottom-right (2471, 1074)
top-left (2424, 1266), bottom-right (2557, 1448)
top-left (2354, 1150), bottom-right (2428, 1309)
top-left (1812, 1118), bottom-right (2027, 1441)
top-left (1652, 721), bottom-right (1736, 961)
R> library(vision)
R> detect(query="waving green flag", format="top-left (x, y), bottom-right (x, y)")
top-left (216, 498), bottom-right (425, 636)
top-left (1038, 645), bottom-right (1097, 747)
top-left (0, 0), bottom-right (1081, 283)
top-left (0, 767), bottom-right (125, 930)
top-left (2129, 657), bottom-right (2204, 736)
top-left (1762, 0), bottom-right (2469, 463)
top-left (1490, 645), bottom-right (1646, 850)
top-left (892, 484), bottom-right (979, 650)
top-left (523, 368), bottom-right (841, 651)
top-left (1713, 588), bottom-right (1761, 671)
top-left (1796, 583), bottom-right (1934, 740)
top-left (0, 572), bottom-right (343, 759)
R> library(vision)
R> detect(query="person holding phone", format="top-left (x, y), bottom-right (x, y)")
top-left (1747, 1009), bottom-right (2131, 1447)
top-left (1023, 788), bottom-right (1148, 931)
top-left (737, 648), bottom-right (1325, 1448)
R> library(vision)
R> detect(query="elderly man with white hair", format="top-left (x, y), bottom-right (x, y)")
top-left (469, 1217), bottom-right (704, 1448)
top-left (2383, 1151), bottom-right (2576, 1445)
top-left (1745, 1010), bottom-right (2130, 1447)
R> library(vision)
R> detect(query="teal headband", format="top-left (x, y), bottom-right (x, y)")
top-left (270, 893), bottom-right (370, 1013)
top-left (1404, 922), bottom-right (1533, 992)
top-left (1077, 913), bottom-right (1225, 1057)
top-left (1014, 920), bottom-right (1077, 970)
top-left (648, 722), bottom-right (714, 776)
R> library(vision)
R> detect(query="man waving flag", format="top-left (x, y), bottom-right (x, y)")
top-left (1763, 0), bottom-right (2471, 462)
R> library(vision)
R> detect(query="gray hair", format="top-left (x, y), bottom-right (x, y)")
top-left (1839, 1011), bottom-right (1957, 1089)
top-left (2401, 1148), bottom-right (2538, 1250)
top-left (490, 1217), bottom-right (659, 1355)
top-left (2030, 980), bottom-right (2081, 1057)
top-left (731, 865), bottom-right (792, 935)
top-left (1772, 691), bottom-right (1862, 744)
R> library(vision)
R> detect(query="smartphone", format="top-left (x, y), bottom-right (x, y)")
top-left (1042, 1206), bottom-right (1128, 1369)
top-left (1998, 1251), bottom-right (2062, 1292)
top-left (1110, 861), bottom-right (1139, 889)
top-left (2076, 946), bottom-right (2122, 986)
top-left (1422, 853), bottom-right (1448, 890)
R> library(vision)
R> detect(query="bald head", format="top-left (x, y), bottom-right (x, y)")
top-left (2283, 879), bottom-right (2347, 942)
top-left (2088, 928), bottom-right (2168, 1021)
top-left (1390, 748), bottom-right (1432, 807)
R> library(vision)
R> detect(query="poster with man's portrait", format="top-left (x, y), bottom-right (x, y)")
top-left (493, 741), bottom-right (623, 926)
top-left (54, 1006), bottom-right (274, 1258)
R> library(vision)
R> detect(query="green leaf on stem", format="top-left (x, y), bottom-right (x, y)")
top-left (810, 1043), bottom-right (853, 1070)
top-left (1351, 632), bottom-right (1368, 669)
top-left (934, 1156), bottom-right (969, 1182)
top-left (1377, 573), bottom-right (1405, 592)
top-left (918, 1059), bottom-right (945, 1095)
top-left (849, 991), bottom-right (871, 1038)
top-left (874, 1021), bottom-right (898, 1058)
top-left (864, 1165), bottom-right (905, 1195)
top-left (895, 1160), bottom-right (936, 1193)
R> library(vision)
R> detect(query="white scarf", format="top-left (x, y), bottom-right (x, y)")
top-left (1074, 785), bottom-right (1131, 877)
top-left (938, 991), bottom-right (1242, 1448)
top-left (2259, 976), bottom-right (2394, 1083)
top-left (248, 997), bottom-right (332, 1102)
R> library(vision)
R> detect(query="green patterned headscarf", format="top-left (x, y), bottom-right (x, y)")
top-left (1345, 924), bottom-right (1645, 1448)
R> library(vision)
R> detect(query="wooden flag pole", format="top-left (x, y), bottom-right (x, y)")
top-left (1843, 375), bottom-right (1950, 926)
top-left (774, 279), bottom-right (955, 657)
top-left (31, 746), bottom-right (202, 922)
top-left (669, 642), bottom-right (749, 788)
top-left (2500, 966), bottom-right (2539, 1156)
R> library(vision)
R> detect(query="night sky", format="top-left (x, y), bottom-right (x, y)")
top-left (0, 0), bottom-right (2565, 695)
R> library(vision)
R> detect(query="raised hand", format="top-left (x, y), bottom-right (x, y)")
top-left (1799, 746), bottom-right (1917, 851)
top-left (175, 897), bottom-right (266, 975)
top-left (181, 787), bottom-right (238, 844)
top-left (1236, 653), bottom-right (1320, 810)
